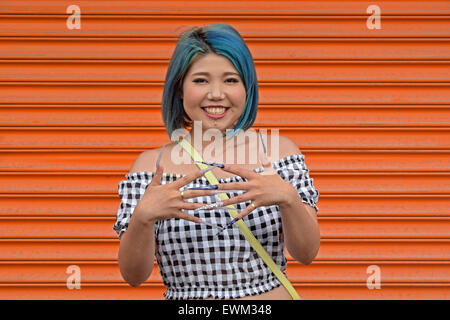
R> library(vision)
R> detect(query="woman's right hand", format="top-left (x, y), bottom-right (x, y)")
top-left (133, 163), bottom-right (214, 224)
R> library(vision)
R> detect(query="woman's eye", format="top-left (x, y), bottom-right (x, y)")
top-left (192, 78), bottom-right (239, 83)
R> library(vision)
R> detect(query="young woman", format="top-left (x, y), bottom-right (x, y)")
top-left (113, 23), bottom-right (320, 300)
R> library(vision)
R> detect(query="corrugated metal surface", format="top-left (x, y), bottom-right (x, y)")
top-left (1, 0), bottom-right (449, 299)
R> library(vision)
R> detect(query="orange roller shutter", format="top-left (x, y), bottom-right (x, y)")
top-left (0, 0), bottom-right (449, 299)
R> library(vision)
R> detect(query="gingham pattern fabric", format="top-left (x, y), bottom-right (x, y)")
top-left (113, 153), bottom-right (319, 299)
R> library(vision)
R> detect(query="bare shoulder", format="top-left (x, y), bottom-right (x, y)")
top-left (128, 148), bottom-right (159, 174)
top-left (128, 142), bottom-right (180, 174)
top-left (275, 135), bottom-right (302, 160)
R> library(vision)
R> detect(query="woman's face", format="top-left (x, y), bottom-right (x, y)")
top-left (181, 53), bottom-right (246, 133)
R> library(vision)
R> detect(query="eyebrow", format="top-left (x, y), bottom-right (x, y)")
top-left (190, 72), bottom-right (240, 77)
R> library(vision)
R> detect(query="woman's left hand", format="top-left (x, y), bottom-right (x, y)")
top-left (216, 161), bottom-right (298, 220)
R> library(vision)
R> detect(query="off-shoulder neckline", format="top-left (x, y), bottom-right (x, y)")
top-left (123, 153), bottom-right (304, 181)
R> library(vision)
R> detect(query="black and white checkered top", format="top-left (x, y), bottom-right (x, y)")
top-left (113, 154), bottom-right (319, 300)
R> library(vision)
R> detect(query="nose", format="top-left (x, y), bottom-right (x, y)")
top-left (207, 82), bottom-right (225, 100)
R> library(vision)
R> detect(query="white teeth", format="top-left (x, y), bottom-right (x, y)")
top-left (204, 107), bottom-right (226, 115)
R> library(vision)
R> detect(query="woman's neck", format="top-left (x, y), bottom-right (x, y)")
top-left (186, 126), bottom-right (244, 149)
top-left (182, 127), bottom-right (261, 165)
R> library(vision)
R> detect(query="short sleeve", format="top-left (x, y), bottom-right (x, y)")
top-left (113, 172), bottom-right (153, 239)
top-left (274, 154), bottom-right (320, 213)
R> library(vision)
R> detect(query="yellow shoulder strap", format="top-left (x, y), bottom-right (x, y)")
top-left (177, 137), bottom-right (301, 300)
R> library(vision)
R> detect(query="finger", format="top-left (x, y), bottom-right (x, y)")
top-left (259, 149), bottom-right (271, 168)
top-left (221, 192), bottom-right (254, 207)
top-left (177, 211), bottom-right (202, 224)
top-left (216, 182), bottom-right (250, 191)
top-left (221, 164), bottom-right (259, 180)
top-left (180, 201), bottom-right (212, 211)
top-left (259, 150), bottom-right (277, 175)
top-left (173, 168), bottom-right (208, 189)
top-left (181, 189), bottom-right (220, 200)
top-left (150, 163), bottom-right (164, 186)
top-left (235, 202), bottom-right (258, 221)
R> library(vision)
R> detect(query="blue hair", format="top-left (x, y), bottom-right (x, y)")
top-left (161, 23), bottom-right (258, 139)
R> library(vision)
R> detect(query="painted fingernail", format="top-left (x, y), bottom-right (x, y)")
top-left (194, 201), bottom-right (224, 212)
top-left (198, 220), bottom-right (225, 231)
top-left (186, 185), bottom-right (218, 190)
top-left (195, 161), bottom-right (225, 169)
top-left (209, 189), bottom-right (245, 194)
top-left (258, 130), bottom-right (267, 154)
top-left (155, 144), bottom-right (166, 169)
top-left (199, 166), bottom-right (216, 175)
top-left (214, 206), bottom-right (237, 212)
top-left (215, 217), bottom-right (240, 235)
top-left (226, 216), bottom-right (240, 228)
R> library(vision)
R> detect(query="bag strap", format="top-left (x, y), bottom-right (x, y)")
top-left (177, 137), bottom-right (301, 300)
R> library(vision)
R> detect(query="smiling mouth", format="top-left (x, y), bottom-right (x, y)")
top-left (201, 106), bottom-right (230, 119)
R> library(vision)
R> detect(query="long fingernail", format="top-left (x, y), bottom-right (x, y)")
top-left (210, 206), bottom-right (235, 212)
top-left (219, 217), bottom-right (240, 232)
top-left (186, 185), bottom-right (218, 190)
top-left (215, 217), bottom-right (240, 235)
top-left (199, 166), bottom-right (216, 175)
top-left (258, 130), bottom-right (267, 154)
top-left (155, 144), bottom-right (166, 169)
top-left (194, 201), bottom-right (224, 212)
top-left (230, 216), bottom-right (241, 225)
top-left (195, 161), bottom-right (225, 169)
top-left (209, 189), bottom-right (245, 194)
top-left (198, 219), bottom-right (223, 230)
